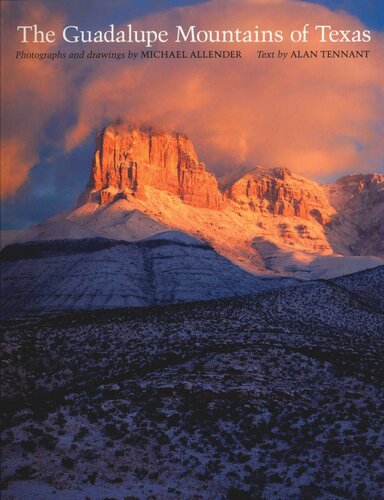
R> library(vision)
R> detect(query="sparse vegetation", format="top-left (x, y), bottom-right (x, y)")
top-left (1, 271), bottom-right (383, 497)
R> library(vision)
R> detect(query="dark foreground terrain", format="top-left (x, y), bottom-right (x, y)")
top-left (1, 267), bottom-right (384, 499)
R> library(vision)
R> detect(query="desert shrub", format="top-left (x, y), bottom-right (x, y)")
top-left (54, 412), bottom-right (66, 427)
top-left (86, 410), bottom-right (99, 423)
top-left (300, 483), bottom-right (322, 498)
top-left (103, 423), bottom-right (121, 439)
top-left (74, 426), bottom-right (89, 440)
top-left (237, 451), bottom-right (251, 463)
top-left (134, 467), bottom-right (148, 479)
top-left (227, 486), bottom-right (252, 499)
top-left (61, 456), bottom-right (75, 469)
top-left (4, 430), bottom-right (15, 443)
top-left (21, 438), bottom-right (37, 452)
top-left (269, 471), bottom-right (283, 483)
top-left (88, 471), bottom-right (97, 484)
top-left (108, 477), bottom-right (123, 484)
top-left (39, 433), bottom-right (58, 450)
top-left (24, 425), bottom-right (43, 437)
top-left (15, 465), bottom-right (36, 479)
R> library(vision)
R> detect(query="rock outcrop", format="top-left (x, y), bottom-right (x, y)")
top-left (324, 173), bottom-right (384, 257)
top-left (226, 166), bottom-right (335, 224)
top-left (325, 173), bottom-right (384, 213)
top-left (80, 123), bottom-right (223, 209)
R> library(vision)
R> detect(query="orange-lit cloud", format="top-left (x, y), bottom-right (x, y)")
top-left (2, 0), bottom-right (384, 199)
top-left (1, 1), bottom-right (69, 198)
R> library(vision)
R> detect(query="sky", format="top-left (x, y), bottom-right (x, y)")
top-left (1, 0), bottom-right (383, 229)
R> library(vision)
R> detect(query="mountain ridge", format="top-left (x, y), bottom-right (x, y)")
top-left (1, 122), bottom-right (383, 280)
top-left (0, 233), bottom-right (298, 319)
top-left (80, 123), bottom-right (383, 229)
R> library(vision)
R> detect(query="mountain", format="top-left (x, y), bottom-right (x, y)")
top-left (2, 123), bottom-right (383, 281)
top-left (0, 232), bottom-right (297, 319)
top-left (324, 173), bottom-right (384, 257)
top-left (79, 123), bottom-right (223, 209)
top-left (226, 165), bottom-right (334, 223)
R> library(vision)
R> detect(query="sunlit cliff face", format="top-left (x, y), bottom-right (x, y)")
top-left (2, 0), bottom-right (384, 199)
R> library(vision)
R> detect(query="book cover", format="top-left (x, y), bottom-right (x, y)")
top-left (1, 0), bottom-right (383, 498)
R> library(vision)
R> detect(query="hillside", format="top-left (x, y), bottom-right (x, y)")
top-left (0, 232), bottom-right (296, 319)
top-left (1, 265), bottom-right (383, 498)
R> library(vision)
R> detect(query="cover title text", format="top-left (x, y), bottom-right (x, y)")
top-left (16, 24), bottom-right (372, 47)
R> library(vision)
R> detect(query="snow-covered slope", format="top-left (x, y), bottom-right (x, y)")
top-left (0, 232), bottom-right (297, 319)
top-left (0, 215), bottom-right (102, 248)
top-left (253, 237), bottom-right (384, 279)
top-left (0, 207), bottom-right (169, 249)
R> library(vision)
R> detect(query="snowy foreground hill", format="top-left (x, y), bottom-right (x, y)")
top-left (1, 265), bottom-right (384, 498)
top-left (0, 232), bottom-right (297, 320)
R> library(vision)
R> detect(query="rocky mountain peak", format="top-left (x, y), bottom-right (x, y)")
top-left (226, 165), bottom-right (334, 224)
top-left (246, 165), bottom-right (293, 180)
top-left (79, 123), bottom-right (223, 209)
top-left (323, 172), bottom-right (384, 257)
top-left (325, 173), bottom-right (384, 211)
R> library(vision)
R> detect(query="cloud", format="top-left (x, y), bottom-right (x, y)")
top-left (1, 1), bottom-right (69, 198)
top-left (2, 0), bottom-right (384, 200)
top-left (64, 0), bottom-right (384, 181)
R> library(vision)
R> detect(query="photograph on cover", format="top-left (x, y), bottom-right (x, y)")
top-left (1, 0), bottom-right (383, 498)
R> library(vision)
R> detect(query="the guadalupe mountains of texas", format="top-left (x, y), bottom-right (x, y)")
top-left (1, 122), bottom-right (384, 318)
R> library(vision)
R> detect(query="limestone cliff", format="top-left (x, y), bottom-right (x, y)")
top-left (324, 173), bottom-right (384, 257)
top-left (80, 123), bottom-right (223, 209)
top-left (226, 166), bottom-right (335, 224)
